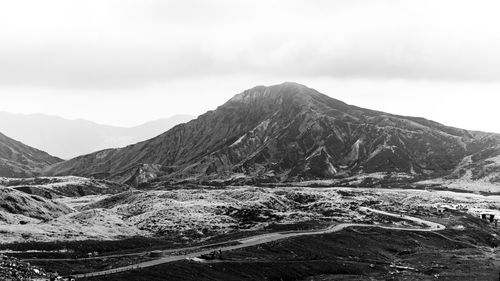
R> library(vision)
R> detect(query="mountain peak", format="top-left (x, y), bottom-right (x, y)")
top-left (272, 81), bottom-right (311, 90)
top-left (229, 82), bottom-right (318, 103)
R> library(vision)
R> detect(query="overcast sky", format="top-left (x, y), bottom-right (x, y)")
top-left (1, 0), bottom-right (500, 132)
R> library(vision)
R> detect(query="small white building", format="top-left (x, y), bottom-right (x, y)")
top-left (468, 208), bottom-right (500, 224)
top-left (436, 204), bottom-right (456, 213)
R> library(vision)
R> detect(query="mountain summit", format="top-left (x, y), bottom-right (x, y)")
top-left (44, 82), bottom-right (500, 185)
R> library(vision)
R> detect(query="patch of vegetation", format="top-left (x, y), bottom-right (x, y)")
top-left (0, 237), bottom-right (177, 259)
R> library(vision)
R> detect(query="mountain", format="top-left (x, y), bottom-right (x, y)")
top-left (0, 132), bottom-right (62, 178)
top-left (43, 82), bottom-right (500, 186)
top-left (0, 112), bottom-right (194, 159)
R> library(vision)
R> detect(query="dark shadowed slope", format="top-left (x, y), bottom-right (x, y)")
top-left (0, 132), bottom-right (62, 177)
top-left (44, 82), bottom-right (500, 185)
top-left (0, 112), bottom-right (194, 159)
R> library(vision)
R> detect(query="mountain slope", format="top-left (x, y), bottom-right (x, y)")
top-left (0, 132), bottom-right (62, 177)
top-left (0, 186), bottom-right (70, 222)
top-left (0, 112), bottom-right (194, 159)
top-left (44, 82), bottom-right (500, 185)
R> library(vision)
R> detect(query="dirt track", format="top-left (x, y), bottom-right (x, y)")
top-left (74, 207), bottom-right (445, 278)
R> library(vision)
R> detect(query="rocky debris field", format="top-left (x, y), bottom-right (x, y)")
top-left (0, 254), bottom-right (49, 280)
top-left (0, 183), bottom-right (499, 244)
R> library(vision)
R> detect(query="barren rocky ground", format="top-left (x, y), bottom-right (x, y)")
top-left (0, 183), bottom-right (498, 244)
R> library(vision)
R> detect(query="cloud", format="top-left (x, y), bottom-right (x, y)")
top-left (1, 0), bottom-right (500, 89)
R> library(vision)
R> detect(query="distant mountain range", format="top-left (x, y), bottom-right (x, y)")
top-left (0, 132), bottom-right (61, 177)
top-left (0, 112), bottom-right (194, 159)
top-left (42, 82), bottom-right (500, 186)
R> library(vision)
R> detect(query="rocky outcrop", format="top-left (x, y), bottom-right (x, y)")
top-left (0, 254), bottom-right (50, 280)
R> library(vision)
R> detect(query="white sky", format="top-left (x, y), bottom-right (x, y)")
top-left (1, 0), bottom-right (500, 132)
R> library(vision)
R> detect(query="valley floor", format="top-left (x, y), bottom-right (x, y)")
top-left (2, 185), bottom-right (500, 244)
top-left (0, 186), bottom-right (498, 280)
top-left (74, 208), bottom-right (500, 281)
top-left (68, 207), bottom-right (444, 278)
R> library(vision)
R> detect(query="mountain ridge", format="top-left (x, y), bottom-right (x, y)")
top-left (0, 132), bottom-right (62, 177)
top-left (0, 112), bottom-right (194, 159)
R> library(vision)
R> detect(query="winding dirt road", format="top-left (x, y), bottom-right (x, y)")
top-left (73, 207), bottom-right (445, 278)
